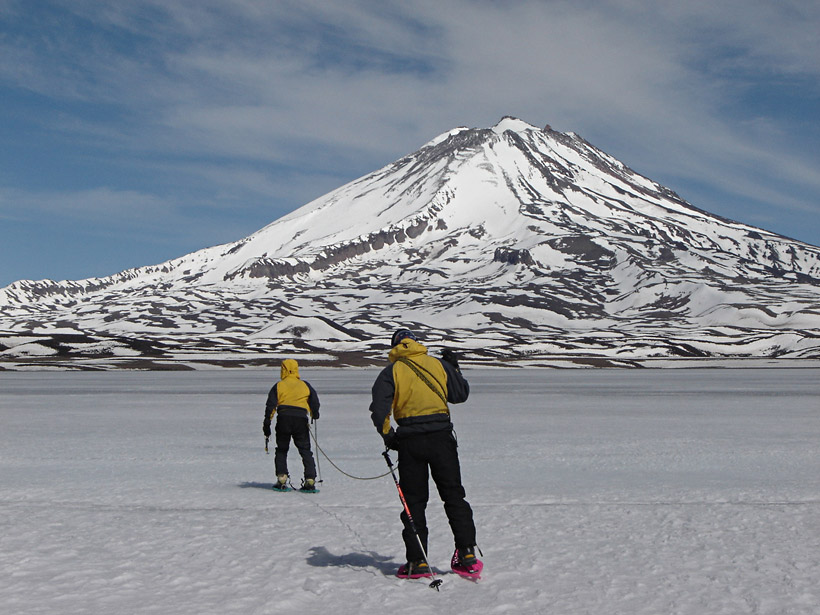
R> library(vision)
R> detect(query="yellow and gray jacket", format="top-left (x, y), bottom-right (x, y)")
top-left (264, 359), bottom-right (320, 424)
top-left (369, 338), bottom-right (469, 441)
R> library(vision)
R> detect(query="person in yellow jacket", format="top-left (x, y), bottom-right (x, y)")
top-left (369, 328), bottom-right (480, 579)
top-left (263, 359), bottom-right (320, 492)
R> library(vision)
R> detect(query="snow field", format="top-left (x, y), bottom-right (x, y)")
top-left (1, 367), bottom-right (819, 614)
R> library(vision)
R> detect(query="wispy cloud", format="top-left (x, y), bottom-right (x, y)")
top-left (0, 186), bottom-right (173, 227)
top-left (1, 0), bottom-right (819, 285)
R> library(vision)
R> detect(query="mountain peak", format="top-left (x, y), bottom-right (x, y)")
top-left (492, 116), bottom-right (539, 135)
top-left (422, 126), bottom-right (471, 149)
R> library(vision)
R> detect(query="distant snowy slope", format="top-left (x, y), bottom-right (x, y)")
top-left (1, 117), bottom-right (819, 367)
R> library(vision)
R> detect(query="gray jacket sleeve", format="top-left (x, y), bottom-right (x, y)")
top-left (306, 381), bottom-right (320, 420)
top-left (369, 364), bottom-right (395, 435)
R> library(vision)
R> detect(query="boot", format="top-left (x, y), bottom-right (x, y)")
top-left (456, 546), bottom-right (478, 568)
top-left (299, 478), bottom-right (317, 492)
top-left (451, 545), bottom-right (483, 578)
top-left (396, 560), bottom-right (431, 579)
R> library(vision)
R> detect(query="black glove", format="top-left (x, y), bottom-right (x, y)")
top-left (441, 348), bottom-right (461, 369)
top-left (263, 421), bottom-right (271, 438)
top-left (382, 429), bottom-right (399, 451)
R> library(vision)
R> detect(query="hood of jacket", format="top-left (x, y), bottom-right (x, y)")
top-left (280, 358), bottom-right (300, 380)
top-left (388, 338), bottom-right (428, 363)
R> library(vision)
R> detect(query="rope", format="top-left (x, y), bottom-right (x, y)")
top-left (302, 358), bottom-right (450, 482)
top-left (285, 477), bottom-right (376, 557)
top-left (308, 425), bottom-right (390, 481)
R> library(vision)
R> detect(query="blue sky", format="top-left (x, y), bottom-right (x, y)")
top-left (1, 0), bottom-right (819, 287)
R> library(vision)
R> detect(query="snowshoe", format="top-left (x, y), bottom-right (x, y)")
top-left (451, 547), bottom-right (483, 580)
top-left (299, 478), bottom-right (319, 493)
top-left (396, 560), bottom-right (432, 579)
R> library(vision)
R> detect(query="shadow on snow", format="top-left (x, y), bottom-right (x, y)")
top-left (307, 546), bottom-right (397, 576)
top-left (238, 481), bottom-right (400, 577)
top-left (239, 481), bottom-right (276, 490)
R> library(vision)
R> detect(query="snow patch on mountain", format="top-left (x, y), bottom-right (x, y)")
top-left (1, 117), bottom-right (819, 367)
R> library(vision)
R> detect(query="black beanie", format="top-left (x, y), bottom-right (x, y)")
top-left (391, 329), bottom-right (417, 347)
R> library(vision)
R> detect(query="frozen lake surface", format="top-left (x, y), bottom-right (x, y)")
top-left (1, 368), bottom-right (819, 614)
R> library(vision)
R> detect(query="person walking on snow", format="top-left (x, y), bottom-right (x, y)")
top-left (263, 359), bottom-right (320, 492)
top-left (369, 328), bottom-right (481, 579)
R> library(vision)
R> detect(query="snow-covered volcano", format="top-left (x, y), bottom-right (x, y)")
top-left (2, 117), bottom-right (820, 367)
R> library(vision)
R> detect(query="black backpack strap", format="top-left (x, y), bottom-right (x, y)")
top-left (396, 358), bottom-right (448, 407)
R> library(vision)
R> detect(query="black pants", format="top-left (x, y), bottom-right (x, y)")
top-left (274, 415), bottom-right (316, 480)
top-left (397, 429), bottom-right (476, 562)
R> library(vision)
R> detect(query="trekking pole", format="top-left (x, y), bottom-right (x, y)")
top-left (312, 420), bottom-right (323, 484)
top-left (381, 450), bottom-right (443, 591)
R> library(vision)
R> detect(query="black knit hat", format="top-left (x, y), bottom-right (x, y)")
top-left (391, 328), bottom-right (418, 347)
